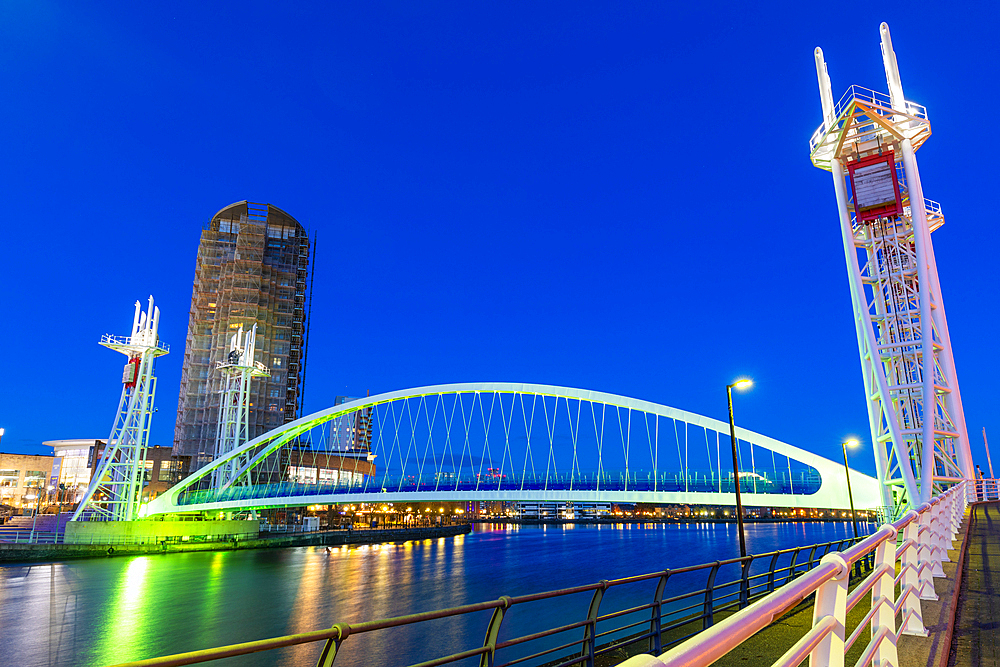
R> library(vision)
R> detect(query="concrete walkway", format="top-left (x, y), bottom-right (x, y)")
top-left (949, 502), bottom-right (1000, 666)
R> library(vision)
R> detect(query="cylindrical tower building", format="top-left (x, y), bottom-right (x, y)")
top-left (173, 202), bottom-right (310, 465)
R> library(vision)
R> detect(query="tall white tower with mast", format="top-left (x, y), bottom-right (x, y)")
top-left (213, 323), bottom-right (269, 490)
top-left (811, 24), bottom-right (973, 516)
top-left (71, 297), bottom-right (168, 522)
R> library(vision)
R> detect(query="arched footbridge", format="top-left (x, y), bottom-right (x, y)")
top-left (146, 383), bottom-right (880, 517)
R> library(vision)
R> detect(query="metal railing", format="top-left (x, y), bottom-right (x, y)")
top-left (622, 482), bottom-right (968, 667)
top-left (967, 478), bottom-right (1000, 502)
top-left (177, 470), bottom-right (823, 506)
top-left (0, 531), bottom-right (259, 546)
top-left (0, 530), bottom-right (66, 544)
top-left (808, 84), bottom-right (928, 153)
top-left (100, 333), bottom-right (170, 353)
top-left (65, 531), bottom-right (261, 547)
top-left (106, 529), bottom-right (879, 667)
top-left (0, 520), bottom-right (468, 546)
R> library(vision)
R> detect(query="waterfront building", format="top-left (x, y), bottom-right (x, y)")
top-left (285, 449), bottom-right (376, 487)
top-left (45, 439), bottom-right (101, 506)
top-left (43, 440), bottom-right (191, 506)
top-left (331, 396), bottom-right (374, 452)
top-left (516, 501), bottom-right (611, 520)
top-left (173, 202), bottom-right (312, 465)
top-left (0, 452), bottom-right (54, 512)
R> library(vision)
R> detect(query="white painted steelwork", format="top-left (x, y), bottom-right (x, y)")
top-left (811, 24), bottom-right (972, 516)
top-left (621, 482), bottom-right (968, 667)
top-left (212, 323), bottom-right (269, 490)
top-left (145, 382), bottom-right (880, 516)
top-left (71, 297), bottom-right (169, 522)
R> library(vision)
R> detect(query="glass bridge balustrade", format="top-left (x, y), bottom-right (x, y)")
top-left (176, 469), bottom-right (822, 506)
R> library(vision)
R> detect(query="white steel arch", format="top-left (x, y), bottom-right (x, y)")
top-left (146, 383), bottom-right (880, 516)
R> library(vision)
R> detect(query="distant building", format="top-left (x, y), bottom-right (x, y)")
top-left (516, 502), bottom-right (611, 520)
top-left (284, 449), bottom-right (376, 487)
top-left (173, 202), bottom-right (312, 465)
top-left (332, 396), bottom-right (374, 453)
top-left (46, 439), bottom-right (101, 505)
top-left (44, 440), bottom-right (191, 506)
top-left (0, 452), bottom-right (54, 511)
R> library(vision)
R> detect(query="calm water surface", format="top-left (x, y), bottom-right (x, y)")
top-left (0, 521), bottom-right (870, 667)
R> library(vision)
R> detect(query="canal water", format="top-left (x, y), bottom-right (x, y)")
top-left (0, 521), bottom-right (870, 667)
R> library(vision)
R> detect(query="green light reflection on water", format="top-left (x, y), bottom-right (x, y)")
top-left (91, 556), bottom-right (150, 666)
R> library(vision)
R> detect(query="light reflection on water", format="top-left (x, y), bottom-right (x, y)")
top-left (0, 521), bottom-right (869, 667)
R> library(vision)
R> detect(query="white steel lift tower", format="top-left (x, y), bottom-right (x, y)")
top-left (72, 297), bottom-right (169, 522)
top-left (213, 323), bottom-right (269, 490)
top-left (811, 24), bottom-right (973, 516)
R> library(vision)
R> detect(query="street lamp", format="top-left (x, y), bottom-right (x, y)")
top-left (727, 378), bottom-right (753, 558)
top-left (841, 439), bottom-right (860, 539)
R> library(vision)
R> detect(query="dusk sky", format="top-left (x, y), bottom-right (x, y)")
top-left (1, 3), bottom-right (997, 478)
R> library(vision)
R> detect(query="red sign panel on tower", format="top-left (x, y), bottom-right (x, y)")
top-left (847, 151), bottom-right (903, 222)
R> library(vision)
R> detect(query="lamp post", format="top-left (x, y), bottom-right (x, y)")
top-left (841, 439), bottom-right (860, 539)
top-left (727, 378), bottom-right (753, 558)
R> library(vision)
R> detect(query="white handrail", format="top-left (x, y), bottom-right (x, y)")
top-left (967, 478), bottom-right (1000, 502)
top-left (620, 482), bottom-right (968, 667)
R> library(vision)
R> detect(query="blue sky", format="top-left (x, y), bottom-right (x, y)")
top-left (0, 3), bottom-right (997, 477)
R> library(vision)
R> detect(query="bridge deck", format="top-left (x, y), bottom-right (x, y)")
top-left (951, 502), bottom-right (1000, 666)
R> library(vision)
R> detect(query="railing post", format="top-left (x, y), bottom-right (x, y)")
top-left (786, 549), bottom-right (800, 585)
top-left (945, 488), bottom-right (957, 538)
top-left (766, 552), bottom-right (781, 593)
top-left (916, 504), bottom-right (938, 600)
top-left (649, 571), bottom-right (670, 654)
top-left (933, 500), bottom-right (951, 564)
top-left (582, 583), bottom-right (607, 667)
top-left (871, 526), bottom-right (900, 666)
top-left (739, 556), bottom-right (753, 608)
top-left (809, 553), bottom-right (849, 667)
top-left (929, 500), bottom-right (947, 575)
top-left (952, 485), bottom-right (965, 534)
top-left (805, 546), bottom-right (819, 570)
top-left (702, 563), bottom-right (721, 629)
top-left (480, 597), bottom-right (511, 667)
top-left (899, 513), bottom-right (927, 635)
top-left (315, 623), bottom-right (350, 667)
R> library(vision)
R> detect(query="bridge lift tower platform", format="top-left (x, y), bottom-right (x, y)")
top-left (71, 297), bottom-right (168, 522)
top-left (811, 23), bottom-right (973, 517)
top-left (212, 323), bottom-right (269, 491)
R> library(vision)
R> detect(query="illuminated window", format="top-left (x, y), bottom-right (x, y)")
top-left (24, 471), bottom-right (46, 488)
top-left (159, 460), bottom-right (183, 482)
top-left (288, 466), bottom-right (317, 484)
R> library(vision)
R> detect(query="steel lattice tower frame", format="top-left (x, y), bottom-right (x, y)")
top-left (213, 324), bottom-right (270, 490)
top-left (71, 297), bottom-right (169, 522)
top-left (811, 23), bottom-right (973, 516)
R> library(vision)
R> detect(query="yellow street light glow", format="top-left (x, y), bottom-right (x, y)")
top-left (733, 379), bottom-right (753, 390)
top-left (844, 439), bottom-right (860, 449)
